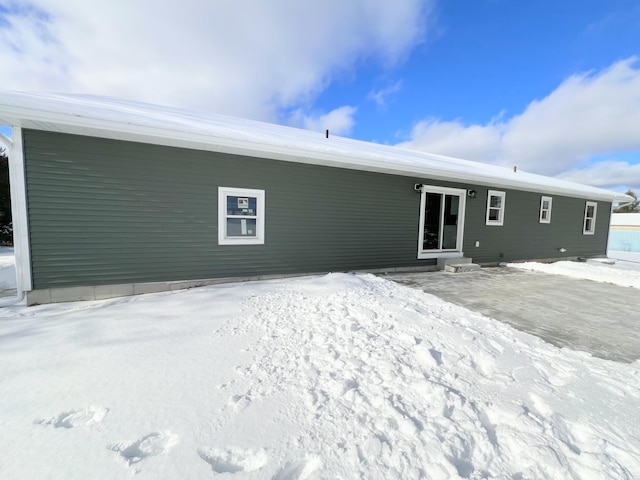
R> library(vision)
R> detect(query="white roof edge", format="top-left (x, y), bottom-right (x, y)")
top-left (0, 91), bottom-right (631, 203)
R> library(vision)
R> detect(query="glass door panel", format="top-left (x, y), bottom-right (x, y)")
top-left (423, 193), bottom-right (442, 250)
top-left (442, 194), bottom-right (459, 249)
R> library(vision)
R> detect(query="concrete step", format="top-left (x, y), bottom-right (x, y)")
top-left (437, 257), bottom-right (472, 269)
top-left (444, 263), bottom-right (481, 273)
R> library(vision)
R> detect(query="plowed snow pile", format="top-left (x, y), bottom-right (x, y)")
top-left (505, 259), bottom-right (640, 288)
top-left (1, 273), bottom-right (638, 479)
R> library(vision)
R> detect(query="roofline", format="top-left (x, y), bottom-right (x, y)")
top-left (0, 92), bottom-right (631, 203)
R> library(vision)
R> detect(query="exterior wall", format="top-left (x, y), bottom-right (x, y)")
top-left (464, 189), bottom-right (611, 263)
top-left (23, 129), bottom-right (610, 293)
top-left (608, 230), bottom-right (640, 252)
top-left (610, 213), bottom-right (640, 228)
top-left (23, 129), bottom-right (428, 290)
top-left (609, 213), bottom-right (640, 252)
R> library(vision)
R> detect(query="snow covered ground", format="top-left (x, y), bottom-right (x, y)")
top-left (1, 271), bottom-right (639, 479)
top-left (608, 250), bottom-right (640, 264)
top-left (504, 255), bottom-right (640, 288)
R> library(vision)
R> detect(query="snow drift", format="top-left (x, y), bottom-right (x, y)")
top-left (0, 273), bottom-right (638, 479)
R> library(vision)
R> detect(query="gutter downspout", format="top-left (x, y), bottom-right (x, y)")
top-left (0, 287), bottom-right (24, 307)
top-left (0, 131), bottom-right (25, 306)
top-left (614, 200), bottom-right (636, 210)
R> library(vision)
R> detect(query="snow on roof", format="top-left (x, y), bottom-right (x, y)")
top-left (0, 91), bottom-right (630, 202)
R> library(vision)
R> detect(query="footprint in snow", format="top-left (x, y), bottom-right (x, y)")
top-left (346, 305), bottom-right (377, 322)
top-left (413, 343), bottom-right (443, 368)
top-left (198, 447), bottom-right (268, 474)
top-left (109, 431), bottom-right (178, 465)
top-left (272, 455), bottom-right (322, 480)
top-left (225, 393), bottom-right (252, 413)
top-left (35, 405), bottom-right (109, 429)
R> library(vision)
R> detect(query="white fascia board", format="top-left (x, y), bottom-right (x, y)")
top-left (1, 95), bottom-right (628, 203)
top-left (8, 127), bottom-right (33, 291)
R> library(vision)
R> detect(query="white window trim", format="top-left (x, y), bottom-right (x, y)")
top-left (417, 185), bottom-right (466, 259)
top-left (583, 201), bottom-right (597, 235)
top-left (539, 196), bottom-right (552, 224)
top-left (485, 190), bottom-right (506, 226)
top-left (218, 187), bottom-right (265, 245)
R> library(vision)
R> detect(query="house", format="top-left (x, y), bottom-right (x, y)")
top-left (0, 92), bottom-right (631, 305)
top-left (609, 213), bottom-right (640, 253)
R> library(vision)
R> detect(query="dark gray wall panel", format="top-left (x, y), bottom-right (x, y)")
top-left (462, 188), bottom-right (610, 263)
top-left (22, 130), bottom-right (611, 289)
top-left (24, 130), bottom-right (426, 288)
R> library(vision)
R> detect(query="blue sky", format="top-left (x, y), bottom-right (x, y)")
top-left (311, 1), bottom-right (640, 141)
top-left (1, 0), bottom-right (639, 191)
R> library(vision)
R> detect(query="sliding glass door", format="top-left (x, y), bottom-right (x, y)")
top-left (417, 186), bottom-right (466, 259)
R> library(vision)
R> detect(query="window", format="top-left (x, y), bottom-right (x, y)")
top-left (583, 201), bottom-right (597, 235)
top-left (486, 190), bottom-right (506, 226)
top-left (218, 187), bottom-right (265, 245)
top-left (539, 196), bottom-right (552, 223)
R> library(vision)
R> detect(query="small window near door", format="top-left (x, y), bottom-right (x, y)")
top-left (539, 196), bottom-right (552, 224)
top-left (218, 187), bottom-right (265, 245)
top-left (583, 201), bottom-right (597, 235)
top-left (486, 190), bottom-right (506, 226)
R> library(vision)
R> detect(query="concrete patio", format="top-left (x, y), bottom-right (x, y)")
top-left (385, 266), bottom-right (640, 363)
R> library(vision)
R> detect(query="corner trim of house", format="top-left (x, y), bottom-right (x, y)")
top-left (9, 127), bottom-right (33, 292)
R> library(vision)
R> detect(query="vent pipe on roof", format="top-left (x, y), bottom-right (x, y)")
top-left (513, 166), bottom-right (517, 173)
top-left (325, 129), bottom-right (329, 139)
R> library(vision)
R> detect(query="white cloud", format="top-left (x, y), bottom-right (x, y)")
top-left (398, 118), bottom-right (503, 163)
top-left (558, 161), bottom-right (640, 191)
top-left (0, 1), bottom-right (431, 121)
top-left (398, 58), bottom-right (640, 190)
top-left (502, 58), bottom-right (640, 174)
top-left (368, 80), bottom-right (402, 107)
top-left (289, 106), bottom-right (357, 136)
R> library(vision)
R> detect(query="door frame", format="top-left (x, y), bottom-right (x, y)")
top-left (417, 185), bottom-right (467, 259)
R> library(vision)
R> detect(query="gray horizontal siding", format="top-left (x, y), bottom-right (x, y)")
top-left (24, 130), bottom-right (428, 289)
top-left (462, 189), bottom-right (611, 263)
top-left (23, 129), bottom-right (611, 289)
